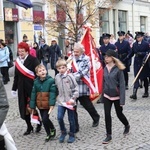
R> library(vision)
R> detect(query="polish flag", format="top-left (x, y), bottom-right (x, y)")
top-left (80, 26), bottom-right (103, 102)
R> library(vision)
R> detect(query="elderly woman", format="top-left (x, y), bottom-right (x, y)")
top-left (0, 42), bottom-right (9, 84)
top-left (70, 43), bottom-right (100, 132)
top-left (11, 42), bottom-right (41, 135)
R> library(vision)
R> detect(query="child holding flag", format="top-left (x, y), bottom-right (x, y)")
top-left (102, 49), bottom-right (130, 144)
top-left (55, 59), bottom-right (79, 143)
top-left (30, 64), bottom-right (57, 142)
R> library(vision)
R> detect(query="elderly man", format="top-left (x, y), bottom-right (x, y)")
top-left (71, 43), bottom-right (100, 132)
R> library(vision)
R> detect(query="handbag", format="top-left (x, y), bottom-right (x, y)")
top-left (7, 60), bottom-right (14, 68)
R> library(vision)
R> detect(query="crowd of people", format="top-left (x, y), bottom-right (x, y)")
top-left (0, 30), bottom-right (150, 149)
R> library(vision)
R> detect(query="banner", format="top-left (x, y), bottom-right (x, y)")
top-left (8, 0), bottom-right (33, 9)
top-left (80, 26), bottom-right (103, 101)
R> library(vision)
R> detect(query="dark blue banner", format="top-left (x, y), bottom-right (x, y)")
top-left (7, 0), bottom-right (33, 9)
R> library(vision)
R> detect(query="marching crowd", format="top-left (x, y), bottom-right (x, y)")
top-left (0, 29), bottom-right (150, 149)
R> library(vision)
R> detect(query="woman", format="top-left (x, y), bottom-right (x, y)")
top-left (11, 42), bottom-right (41, 135)
top-left (49, 39), bottom-right (61, 75)
top-left (102, 49), bottom-right (130, 144)
top-left (33, 42), bottom-right (41, 62)
top-left (0, 42), bottom-right (9, 85)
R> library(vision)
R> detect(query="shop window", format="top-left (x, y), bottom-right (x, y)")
top-left (118, 10), bottom-right (127, 32)
top-left (140, 16), bottom-right (146, 32)
top-left (99, 9), bottom-right (109, 33)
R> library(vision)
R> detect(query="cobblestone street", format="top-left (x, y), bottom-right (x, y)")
top-left (4, 69), bottom-right (150, 150)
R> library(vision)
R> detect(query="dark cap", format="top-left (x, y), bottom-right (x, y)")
top-left (105, 49), bottom-right (117, 58)
top-left (135, 31), bottom-right (145, 37)
top-left (117, 31), bottom-right (125, 36)
top-left (102, 33), bottom-right (111, 39)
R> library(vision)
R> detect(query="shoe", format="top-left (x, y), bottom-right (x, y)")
top-left (50, 129), bottom-right (56, 139)
top-left (59, 131), bottom-right (67, 143)
top-left (123, 125), bottom-right (130, 135)
top-left (35, 121), bottom-right (42, 133)
top-left (67, 136), bottom-right (75, 143)
top-left (75, 128), bottom-right (79, 133)
top-left (102, 134), bottom-right (112, 144)
top-left (3, 81), bottom-right (8, 85)
top-left (142, 92), bottom-right (149, 98)
top-left (23, 126), bottom-right (33, 135)
top-left (45, 135), bottom-right (51, 142)
top-left (125, 85), bottom-right (129, 90)
top-left (92, 117), bottom-right (100, 127)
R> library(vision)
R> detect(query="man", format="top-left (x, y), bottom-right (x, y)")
top-left (22, 34), bottom-right (28, 42)
top-left (115, 31), bottom-right (131, 89)
top-left (99, 33), bottom-right (117, 67)
top-left (40, 38), bottom-right (50, 72)
top-left (127, 32), bottom-right (150, 99)
top-left (0, 74), bottom-right (9, 149)
top-left (71, 43), bottom-right (100, 132)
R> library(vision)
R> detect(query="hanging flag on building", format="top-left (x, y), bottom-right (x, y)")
top-left (80, 25), bottom-right (103, 102)
top-left (7, 0), bottom-right (33, 9)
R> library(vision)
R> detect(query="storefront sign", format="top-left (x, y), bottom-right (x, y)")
top-left (4, 8), bottom-right (19, 21)
top-left (34, 24), bottom-right (42, 30)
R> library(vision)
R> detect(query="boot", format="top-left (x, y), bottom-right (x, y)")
top-left (123, 125), bottom-right (130, 135)
top-left (35, 121), bottom-right (42, 133)
top-left (24, 115), bottom-right (33, 135)
top-left (50, 128), bottom-right (56, 139)
top-left (67, 133), bottom-right (75, 143)
top-left (130, 88), bottom-right (137, 100)
top-left (102, 134), bottom-right (112, 144)
top-left (59, 131), bottom-right (67, 143)
top-left (142, 87), bottom-right (149, 98)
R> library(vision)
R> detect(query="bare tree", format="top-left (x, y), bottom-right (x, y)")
top-left (37, 0), bottom-right (119, 42)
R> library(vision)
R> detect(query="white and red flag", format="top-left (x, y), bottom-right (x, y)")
top-left (79, 26), bottom-right (103, 102)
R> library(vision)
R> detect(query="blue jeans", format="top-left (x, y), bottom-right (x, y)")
top-left (57, 105), bottom-right (75, 134)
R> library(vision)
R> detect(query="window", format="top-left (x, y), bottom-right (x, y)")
top-left (3, 1), bottom-right (16, 8)
top-left (99, 9), bottom-right (109, 33)
top-left (118, 10), bottom-right (127, 32)
top-left (140, 16), bottom-right (146, 32)
top-left (33, 5), bottom-right (42, 11)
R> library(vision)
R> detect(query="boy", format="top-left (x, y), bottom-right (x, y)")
top-left (55, 59), bottom-right (79, 143)
top-left (30, 64), bottom-right (56, 142)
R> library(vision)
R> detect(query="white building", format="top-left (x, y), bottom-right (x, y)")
top-left (98, 0), bottom-right (150, 40)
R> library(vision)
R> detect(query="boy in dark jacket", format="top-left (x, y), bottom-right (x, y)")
top-left (30, 64), bottom-right (57, 142)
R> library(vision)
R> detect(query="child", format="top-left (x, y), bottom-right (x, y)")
top-left (55, 59), bottom-right (79, 143)
top-left (102, 49), bottom-right (130, 144)
top-left (30, 64), bottom-right (56, 142)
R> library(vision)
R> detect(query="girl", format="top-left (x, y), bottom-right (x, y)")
top-left (102, 49), bottom-right (130, 144)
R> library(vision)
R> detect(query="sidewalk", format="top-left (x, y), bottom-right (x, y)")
top-left (4, 69), bottom-right (150, 150)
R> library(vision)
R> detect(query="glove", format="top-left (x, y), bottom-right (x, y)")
top-left (137, 52), bottom-right (144, 56)
top-left (11, 90), bottom-right (17, 97)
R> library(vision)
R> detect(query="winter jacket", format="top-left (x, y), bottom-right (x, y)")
top-left (40, 44), bottom-right (50, 61)
top-left (49, 44), bottom-right (61, 69)
top-left (0, 75), bottom-right (9, 128)
top-left (0, 46), bottom-right (9, 67)
top-left (30, 75), bottom-right (56, 109)
top-left (103, 65), bottom-right (125, 105)
top-left (55, 73), bottom-right (79, 106)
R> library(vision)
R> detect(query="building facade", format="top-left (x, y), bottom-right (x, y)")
top-left (0, 0), bottom-right (150, 56)
top-left (96, 0), bottom-right (150, 45)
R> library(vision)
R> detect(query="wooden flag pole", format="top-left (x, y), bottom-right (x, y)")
top-left (131, 53), bottom-right (150, 87)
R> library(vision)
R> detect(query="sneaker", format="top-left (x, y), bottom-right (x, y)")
top-left (59, 132), bottom-right (67, 143)
top-left (123, 125), bottom-right (130, 135)
top-left (67, 136), bottom-right (75, 143)
top-left (92, 117), bottom-right (100, 127)
top-left (102, 134), bottom-right (112, 144)
top-left (50, 129), bottom-right (56, 139)
top-left (45, 135), bottom-right (51, 142)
